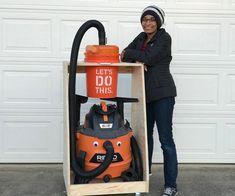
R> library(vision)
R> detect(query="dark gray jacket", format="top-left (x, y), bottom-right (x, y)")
top-left (122, 28), bottom-right (177, 103)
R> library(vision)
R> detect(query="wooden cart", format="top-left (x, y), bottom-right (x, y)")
top-left (63, 62), bottom-right (149, 196)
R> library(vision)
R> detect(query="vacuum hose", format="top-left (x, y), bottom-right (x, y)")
top-left (69, 20), bottom-right (114, 181)
top-left (131, 136), bottom-right (143, 180)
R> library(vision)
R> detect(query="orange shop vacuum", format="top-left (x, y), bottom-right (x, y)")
top-left (68, 20), bottom-right (143, 184)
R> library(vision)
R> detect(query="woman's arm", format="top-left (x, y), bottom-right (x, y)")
top-left (123, 33), bottom-right (171, 67)
top-left (121, 32), bottom-right (144, 62)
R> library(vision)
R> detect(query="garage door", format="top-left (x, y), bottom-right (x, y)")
top-left (0, 1), bottom-right (235, 163)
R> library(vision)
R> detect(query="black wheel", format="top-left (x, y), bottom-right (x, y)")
top-left (103, 175), bottom-right (111, 183)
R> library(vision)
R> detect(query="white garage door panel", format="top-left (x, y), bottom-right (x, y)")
top-left (175, 73), bottom-right (218, 104)
top-left (226, 74), bottom-right (235, 106)
top-left (0, 15), bottom-right (53, 58)
top-left (0, 1), bottom-right (235, 163)
top-left (153, 118), bottom-right (235, 163)
top-left (4, 122), bottom-right (51, 153)
top-left (174, 123), bottom-right (217, 154)
top-left (3, 18), bottom-right (51, 52)
top-left (4, 71), bottom-right (51, 103)
top-left (0, 62), bottom-right (63, 110)
top-left (0, 115), bottom-right (63, 162)
top-left (60, 19), bottom-right (110, 59)
top-left (224, 123), bottom-right (235, 154)
top-left (229, 24), bottom-right (235, 55)
top-left (167, 16), bottom-right (235, 62)
top-left (174, 23), bottom-right (220, 55)
top-left (171, 66), bottom-right (235, 111)
top-left (0, 0), bottom-right (234, 10)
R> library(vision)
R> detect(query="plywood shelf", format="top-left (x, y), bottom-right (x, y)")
top-left (63, 62), bottom-right (149, 196)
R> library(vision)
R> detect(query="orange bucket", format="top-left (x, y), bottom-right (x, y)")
top-left (85, 45), bottom-right (119, 98)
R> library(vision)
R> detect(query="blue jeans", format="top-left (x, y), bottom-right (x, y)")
top-left (146, 97), bottom-right (178, 188)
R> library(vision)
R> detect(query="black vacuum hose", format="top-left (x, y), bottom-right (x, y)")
top-left (131, 136), bottom-right (143, 180)
top-left (76, 141), bottom-right (114, 179)
top-left (69, 20), bottom-right (114, 180)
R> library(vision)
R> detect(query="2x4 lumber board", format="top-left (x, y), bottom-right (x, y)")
top-left (63, 65), bottom-right (71, 191)
top-left (69, 181), bottom-right (148, 196)
top-left (131, 65), bottom-right (149, 183)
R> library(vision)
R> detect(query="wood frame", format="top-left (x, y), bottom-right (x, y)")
top-left (63, 62), bottom-right (149, 196)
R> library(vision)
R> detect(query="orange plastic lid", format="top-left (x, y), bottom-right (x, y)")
top-left (84, 45), bottom-right (119, 63)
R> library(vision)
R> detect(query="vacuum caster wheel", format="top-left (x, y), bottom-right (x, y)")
top-left (103, 175), bottom-right (111, 183)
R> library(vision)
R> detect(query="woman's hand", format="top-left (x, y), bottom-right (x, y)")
top-left (136, 61), bottom-right (147, 71)
top-left (144, 65), bottom-right (148, 71)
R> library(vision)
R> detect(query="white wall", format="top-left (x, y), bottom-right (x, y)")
top-left (0, 0), bottom-right (235, 163)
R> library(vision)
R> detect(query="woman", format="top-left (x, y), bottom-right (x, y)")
top-left (121, 5), bottom-right (178, 196)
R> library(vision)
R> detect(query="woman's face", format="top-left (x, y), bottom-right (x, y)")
top-left (141, 15), bottom-right (157, 35)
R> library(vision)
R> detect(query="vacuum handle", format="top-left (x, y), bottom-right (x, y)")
top-left (102, 97), bottom-right (139, 120)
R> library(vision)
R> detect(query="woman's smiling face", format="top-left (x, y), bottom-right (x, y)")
top-left (141, 15), bottom-right (158, 35)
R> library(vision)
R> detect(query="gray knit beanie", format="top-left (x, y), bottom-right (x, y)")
top-left (140, 5), bottom-right (165, 29)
